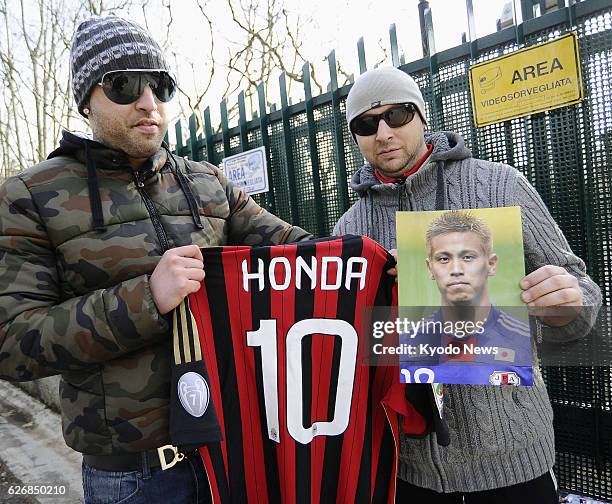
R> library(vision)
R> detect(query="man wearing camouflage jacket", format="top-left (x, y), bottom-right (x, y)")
top-left (0, 16), bottom-right (310, 503)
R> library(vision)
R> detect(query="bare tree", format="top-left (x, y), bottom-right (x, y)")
top-left (139, 0), bottom-right (323, 135)
top-left (167, 0), bottom-right (217, 123)
top-left (0, 0), bottom-right (134, 179)
top-left (222, 0), bottom-right (322, 120)
top-left (0, 0), bottom-right (332, 178)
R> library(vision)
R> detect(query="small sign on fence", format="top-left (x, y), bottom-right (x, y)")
top-left (220, 146), bottom-right (269, 196)
top-left (469, 32), bottom-right (583, 127)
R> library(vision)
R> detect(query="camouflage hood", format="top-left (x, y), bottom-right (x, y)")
top-left (0, 134), bottom-right (310, 455)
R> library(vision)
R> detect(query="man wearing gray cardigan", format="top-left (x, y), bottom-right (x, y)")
top-left (333, 66), bottom-right (601, 503)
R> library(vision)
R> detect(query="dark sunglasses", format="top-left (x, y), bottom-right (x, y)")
top-left (99, 70), bottom-right (176, 105)
top-left (350, 103), bottom-right (417, 136)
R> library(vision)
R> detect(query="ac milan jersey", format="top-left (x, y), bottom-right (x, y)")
top-left (171, 235), bottom-right (424, 504)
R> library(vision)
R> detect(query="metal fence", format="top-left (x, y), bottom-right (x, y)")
top-left (172, 0), bottom-right (612, 498)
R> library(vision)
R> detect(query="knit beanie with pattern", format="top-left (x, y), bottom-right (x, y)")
top-left (345, 66), bottom-right (427, 129)
top-left (70, 16), bottom-right (171, 115)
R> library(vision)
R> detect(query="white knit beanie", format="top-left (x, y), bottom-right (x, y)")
top-left (345, 66), bottom-right (427, 130)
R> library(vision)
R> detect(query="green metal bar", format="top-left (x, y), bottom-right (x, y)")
top-left (188, 113), bottom-right (200, 161)
top-left (520, 0), bottom-right (534, 20)
top-left (567, 0), bottom-right (577, 27)
top-left (303, 62), bottom-right (326, 236)
top-left (220, 99), bottom-right (231, 159)
top-left (357, 37), bottom-right (367, 74)
top-left (593, 366), bottom-right (604, 470)
top-left (418, 0), bottom-right (432, 57)
top-left (499, 5), bottom-right (521, 170)
top-left (565, 2), bottom-right (594, 279)
top-left (465, 0), bottom-right (480, 158)
top-left (175, 120), bottom-right (185, 157)
top-left (428, 55), bottom-right (443, 130)
top-left (238, 91), bottom-right (248, 151)
top-left (466, 0), bottom-right (476, 42)
top-left (505, 1), bottom-right (528, 168)
top-left (465, 80), bottom-right (480, 158)
top-left (503, 121), bottom-right (515, 167)
top-left (390, 24), bottom-right (400, 67)
top-left (563, 2), bottom-right (600, 470)
top-left (203, 106), bottom-right (216, 165)
top-left (423, 4), bottom-right (443, 130)
top-left (515, 16), bottom-right (525, 42)
top-left (529, 116), bottom-right (553, 204)
top-left (257, 82), bottom-right (276, 214)
top-left (328, 50), bottom-right (349, 215)
top-left (279, 73), bottom-right (300, 225)
top-left (516, 1), bottom-right (551, 211)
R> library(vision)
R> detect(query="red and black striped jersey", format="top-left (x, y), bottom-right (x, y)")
top-left (171, 235), bottom-right (422, 503)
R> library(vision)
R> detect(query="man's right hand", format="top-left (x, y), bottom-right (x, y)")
top-left (150, 245), bottom-right (205, 315)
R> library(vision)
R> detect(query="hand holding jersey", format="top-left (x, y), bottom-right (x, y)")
top-left (150, 245), bottom-right (205, 314)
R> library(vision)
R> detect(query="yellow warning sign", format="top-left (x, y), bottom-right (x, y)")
top-left (469, 32), bottom-right (583, 127)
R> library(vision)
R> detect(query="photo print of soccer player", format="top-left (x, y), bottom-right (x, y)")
top-left (396, 207), bottom-right (533, 385)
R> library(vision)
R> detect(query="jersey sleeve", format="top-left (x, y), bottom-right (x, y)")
top-left (216, 167), bottom-right (313, 245)
top-left (169, 300), bottom-right (223, 446)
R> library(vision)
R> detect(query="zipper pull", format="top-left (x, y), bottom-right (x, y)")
top-left (134, 172), bottom-right (145, 188)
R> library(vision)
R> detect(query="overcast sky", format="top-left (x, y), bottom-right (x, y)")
top-left (298, 0), bottom-right (512, 63)
top-left (113, 0), bottom-right (515, 131)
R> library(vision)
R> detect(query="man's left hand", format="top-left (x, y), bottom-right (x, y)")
top-left (520, 265), bottom-right (583, 326)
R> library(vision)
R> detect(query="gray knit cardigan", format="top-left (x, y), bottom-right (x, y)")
top-left (333, 131), bottom-right (602, 492)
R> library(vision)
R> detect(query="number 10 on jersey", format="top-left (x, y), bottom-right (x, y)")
top-left (247, 318), bottom-right (358, 445)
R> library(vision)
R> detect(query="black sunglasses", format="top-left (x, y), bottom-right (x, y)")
top-left (350, 104), bottom-right (417, 136)
top-left (99, 70), bottom-right (176, 105)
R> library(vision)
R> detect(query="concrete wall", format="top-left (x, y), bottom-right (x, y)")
top-left (16, 376), bottom-right (61, 413)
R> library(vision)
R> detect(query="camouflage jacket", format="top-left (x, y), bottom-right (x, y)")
top-left (0, 131), bottom-right (311, 455)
